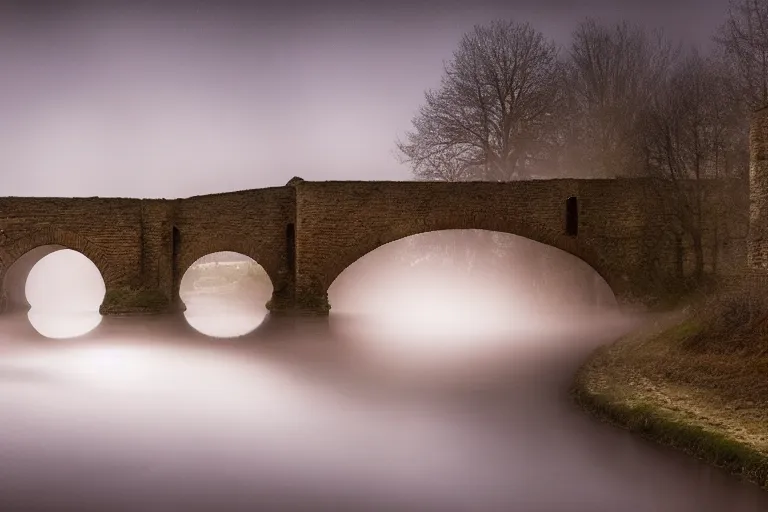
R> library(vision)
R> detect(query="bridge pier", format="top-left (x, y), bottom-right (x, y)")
top-left (0, 177), bottom-right (751, 321)
top-left (98, 284), bottom-right (330, 318)
top-left (171, 299), bottom-right (187, 314)
top-left (99, 286), bottom-right (173, 316)
top-left (266, 290), bottom-right (330, 316)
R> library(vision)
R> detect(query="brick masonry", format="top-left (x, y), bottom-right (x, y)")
top-left (293, 179), bottom-right (748, 313)
top-left (0, 173), bottom-right (752, 316)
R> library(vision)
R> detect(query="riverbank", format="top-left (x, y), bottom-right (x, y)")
top-left (572, 291), bottom-right (768, 491)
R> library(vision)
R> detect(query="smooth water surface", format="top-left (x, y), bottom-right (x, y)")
top-left (0, 311), bottom-right (766, 512)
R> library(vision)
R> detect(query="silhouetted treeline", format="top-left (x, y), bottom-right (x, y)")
top-left (398, 5), bottom-right (759, 183)
top-left (394, 3), bottom-right (762, 288)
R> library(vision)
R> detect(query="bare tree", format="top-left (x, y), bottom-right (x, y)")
top-left (715, 0), bottom-right (768, 107)
top-left (636, 50), bottom-right (747, 279)
top-left (401, 144), bottom-right (481, 182)
top-left (563, 19), bottom-right (679, 177)
top-left (397, 20), bottom-right (564, 181)
top-left (709, 1), bottom-right (757, 210)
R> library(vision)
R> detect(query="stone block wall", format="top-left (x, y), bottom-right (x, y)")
top-left (173, 186), bottom-right (296, 312)
top-left (291, 179), bottom-right (747, 311)
top-left (0, 197), bottom-right (146, 312)
top-left (0, 174), bottom-right (751, 316)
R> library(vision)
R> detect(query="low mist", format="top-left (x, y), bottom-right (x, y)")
top-left (11, 249), bottom-right (105, 338)
top-left (179, 251), bottom-right (272, 338)
top-left (8, 230), bottom-right (615, 341)
top-left (1, 229), bottom-right (766, 511)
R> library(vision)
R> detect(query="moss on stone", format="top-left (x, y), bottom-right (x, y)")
top-left (572, 371), bottom-right (768, 489)
top-left (101, 287), bottom-right (170, 315)
top-left (572, 294), bottom-right (768, 491)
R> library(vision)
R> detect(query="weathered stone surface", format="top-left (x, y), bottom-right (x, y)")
top-left (750, 106), bottom-right (768, 270)
top-left (2, 245), bottom-right (64, 312)
top-left (0, 177), bottom-right (750, 316)
top-left (293, 179), bottom-right (748, 311)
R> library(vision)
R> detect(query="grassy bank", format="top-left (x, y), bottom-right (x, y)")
top-left (572, 291), bottom-right (768, 490)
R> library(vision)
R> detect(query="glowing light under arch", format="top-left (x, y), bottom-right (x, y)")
top-left (327, 229), bottom-right (616, 364)
top-left (25, 248), bottom-right (106, 338)
top-left (179, 251), bottom-right (273, 338)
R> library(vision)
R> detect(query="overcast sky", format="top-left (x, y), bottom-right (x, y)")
top-left (0, 0), bottom-right (734, 198)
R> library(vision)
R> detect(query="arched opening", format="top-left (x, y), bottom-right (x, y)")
top-left (327, 229), bottom-right (616, 365)
top-left (2, 245), bottom-right (65, 313)
top-left (565, 196), bottom-right (578, 237)
top-left (179, 251), bottom-right (273, 338)
top-left (286, 223), bottom-right (296, 273)
top-left (2, 247), bottom-right (106, 338)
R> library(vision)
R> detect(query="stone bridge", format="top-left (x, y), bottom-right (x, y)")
top-left (0, 177), bottom-right (750, 316)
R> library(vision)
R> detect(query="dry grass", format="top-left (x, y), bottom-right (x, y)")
top-left (572, 289), bottom-right (768, 490)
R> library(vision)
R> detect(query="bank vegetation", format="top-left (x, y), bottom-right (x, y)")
top-left (572, 287), bottom-right (768, 490)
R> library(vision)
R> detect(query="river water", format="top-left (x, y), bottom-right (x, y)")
top-left (0, 310), bottom-right (767, 512)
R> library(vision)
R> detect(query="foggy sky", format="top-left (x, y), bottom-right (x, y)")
top-left (1, 0), bottom-right (732, 198)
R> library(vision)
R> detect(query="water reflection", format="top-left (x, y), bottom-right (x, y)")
top-left (0, 315), bottom-right (768, 512)
top-left (0, 312), bottom-right (766, 512)
top-left (27, 310), bottom-right (103, 338)
top-left (179, 252), bottom-right (272, 338)
top-left (2, 232), bottom-right (767, 511)
top-left (20, 249), bottom-right (106, 338)
top-left (25, 249), bottom-right (105, 312)
top-left (183, 307), bottom-right (267, 338)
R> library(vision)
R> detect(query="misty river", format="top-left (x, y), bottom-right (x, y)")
top-left (3, 1), bottom-right (766, 508)
top-left (1, 308), bottom-right (768, 512)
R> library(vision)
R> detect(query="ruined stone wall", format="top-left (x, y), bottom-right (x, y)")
top-left (173, 187), bottom-right (295, 311)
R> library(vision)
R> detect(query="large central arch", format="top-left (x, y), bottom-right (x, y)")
top-left (311, 214), bottom-right (626, 312)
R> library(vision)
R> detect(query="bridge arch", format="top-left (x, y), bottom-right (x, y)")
top-left (174, 240), bottom-right (282, 310)
top-left (0, 228), bottom-right (113, 313)
top-left (177, 249), bottom-right (275, 338)
top-left (316, 215), bottom-right (626, 310)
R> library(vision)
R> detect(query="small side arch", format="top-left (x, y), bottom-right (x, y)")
top-left (0, 227), bottom-right (114, 287)
top-left (174, 241), bottom-right (282, 308)
top-left (1, 245), bottom-right (65, 312)
top-left (0, 228), bottom-right (112, 314)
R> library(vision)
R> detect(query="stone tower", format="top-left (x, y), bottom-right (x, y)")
top-left (749, 105), bottom-right (768, 269)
